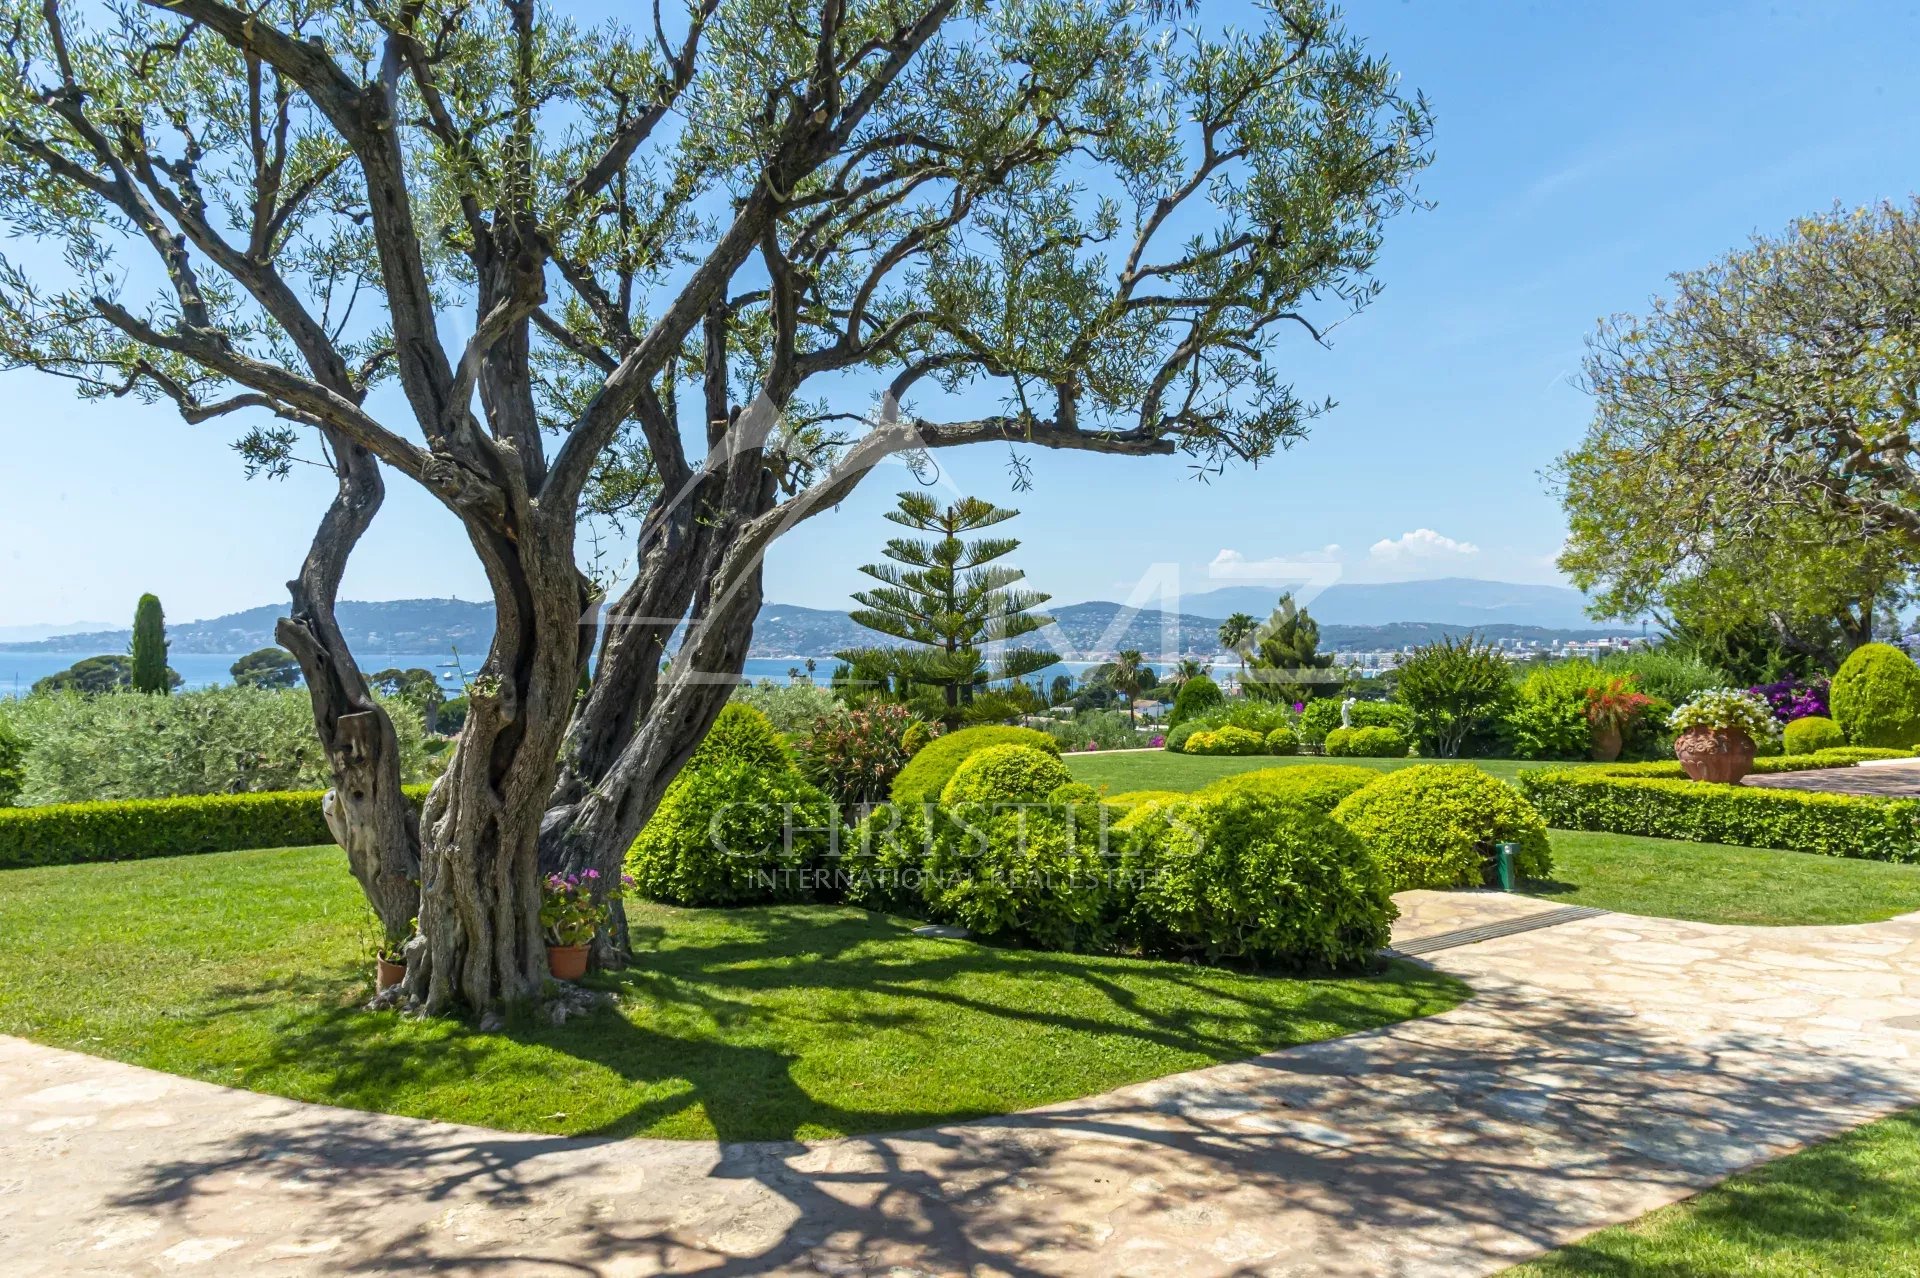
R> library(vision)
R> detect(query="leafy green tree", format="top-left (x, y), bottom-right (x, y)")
top-left (1554, 202), bottom-right (1920, 670)
top-left (31, 653), bottom-right (180, 695)
top-left (1393, 636), bottom-right (1514, 758)
top-left (129, 594), bottom-right (169, 695)
top-left (1048, 674), bottom-right (1075, 708)
top-left (845, 493), bottom-right (1058, 717)
top-left (1218, 612), bottom-right (1258, 681)
top-left (0, 716), bottom-right (25, 806)
top-left (370, 668), bottom-right (447, 733)
top-left (0, 0), bottom-right (1429, 1012)
top-left (1243, 594), bottom-right (1336, 702)
top-left (230, 647), bottom-right (302, 690)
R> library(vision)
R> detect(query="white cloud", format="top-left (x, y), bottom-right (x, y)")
top-left (1368, 529), bottom-right (1481, 564)
top-left (1209, 545), bottom-right (1342, 578)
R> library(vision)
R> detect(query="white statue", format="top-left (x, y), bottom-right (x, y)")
top-left (1340, 696), bottom-right (1355, 729)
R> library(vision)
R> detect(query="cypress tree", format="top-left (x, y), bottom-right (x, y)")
top-left (842, 492), bottom-right (1058, 714)
top-left (130, 593), bottom-right (170, 694)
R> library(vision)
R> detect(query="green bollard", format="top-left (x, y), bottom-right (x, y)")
top-left (1493, 841), bottom-right (1519, 891)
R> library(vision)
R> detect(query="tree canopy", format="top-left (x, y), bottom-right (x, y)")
top-left (1554, 201), bottom-right (1920, 669)
top-left (0, 0), bottom-right (1431, 1014)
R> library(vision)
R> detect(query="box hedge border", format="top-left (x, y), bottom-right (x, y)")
top-left (1516, 760), bottom-right (1920, 864)
top-left (0, 785), bottom-right (430, 871)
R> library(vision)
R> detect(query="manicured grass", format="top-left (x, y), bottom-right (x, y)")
top-left (1064, 750), bottom-right (1594, 792)
top-left (0, 845), bottom-right (1466, 1142)
top-left (1528, 830), bottom-right (1920, 927)
top-left (1508, 1107), bottom-right (1920, 1276)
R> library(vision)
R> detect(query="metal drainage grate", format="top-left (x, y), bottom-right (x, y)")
top-left (1387, 905), bottom-right (1611, 958)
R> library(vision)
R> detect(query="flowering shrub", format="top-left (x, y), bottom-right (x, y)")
top-left (1148, 734), bottom-right (1165, 748)
top-left (1669, 688), bottom-right (1780, 742)
top-left (1749, 677), bottom-right (1830, 724)
top-left (541, 869), bottom-right (630, 946)
top-left (798, 703), bottom-right (926, 808)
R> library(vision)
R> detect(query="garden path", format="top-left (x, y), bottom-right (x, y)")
top-left (1746, 758), bottom-right (1920, 797)
top-left (5, 894), bottom-right (1920, 1276)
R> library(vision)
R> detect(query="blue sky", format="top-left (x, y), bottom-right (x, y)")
top-left (3, 0), bottom-right (1918, 627)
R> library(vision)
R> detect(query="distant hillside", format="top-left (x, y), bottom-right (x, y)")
top-left (0, 598), bottom-right (495, 656)
top-left (1177, 578), bottom-right (1598, 631)
top-left (2, 585), bottom-right (1627, 662)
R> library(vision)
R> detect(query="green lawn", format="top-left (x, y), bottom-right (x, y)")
top-left (1063, 750), bottom-right (1588, 791)
top-left (1508, 1107), bottom-right (1920, 1276)
top-left (0, 845), bottom-right (1466, 1142)
top-left (1524, 830), bottom-right (1920, 926)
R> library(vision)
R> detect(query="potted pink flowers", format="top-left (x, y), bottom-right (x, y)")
top-left (540, 869), bottom-right (630, 980)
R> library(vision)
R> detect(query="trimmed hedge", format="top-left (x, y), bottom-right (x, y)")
top-left (0, 785), bottom-right (432, 870)
top-left (890, 725), bottom-right (1059, 804)
top-left (1325, 725), bottom-right (1409, 758)
top-left (939, 744), bottom-right (1074, 805)
top-left (1264, 726), bottom-right (1299, 755)
top-left (1185, 725), bottom-right (1267, 756)
top-left (1516, 767), bottom-right (1920, 862)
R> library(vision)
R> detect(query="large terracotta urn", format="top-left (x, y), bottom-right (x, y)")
top-left (1590, 722), bottom-right (1624, 762)
top-left (1673, 726), bottom-right (1756, 783)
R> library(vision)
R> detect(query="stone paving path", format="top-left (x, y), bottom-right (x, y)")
top-left (1746, 758), bottom-right (1920, 797)
top-left (6, 893), bottom-right (1920, 1277)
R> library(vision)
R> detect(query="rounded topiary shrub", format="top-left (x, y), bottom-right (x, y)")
top-left (1328, 726), bottom-right (1408, 758)
top-left (1331, 764), bottom-right (1551, 893)
top-left (918, 801), bottom-right (1111, 951)
top-left (626, 759), bottom-right (834, 906)
top-left (900, 720), bottom-right (934, 757)
top-left (1197, 763), bottom-right (1382, 814)
top-left (1265, 726), bottom-right (1298, 755)
top-left (939, 743), bottom-right (1075, 805)
top-left (890, 725), bottom-right (1059, 804)
top-left (1119, 790), bottom-right (1394, 968)
top-left (691, 702), bottom-right (793, 770)
top-left (1830, 643), bottom-right (1920, 749)
top-left (1167, 675), bottom-right (1224, 728)
top-left (1165, 721), bottom-right (1202, 753)
top-left (1186, 724), bottom-right (1266, 756)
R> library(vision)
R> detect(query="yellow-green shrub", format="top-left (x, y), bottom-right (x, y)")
top-left (1783, 715), bottom-right (1845, 755)
top-left (889, 725), bottom-right (1059, 803)
top-left (1118, 790), bottom-right (1394, 967)
top-left (1197, 764), bottom-right (1381, 814)
top-left (1185, 725), bottom-right (1266, 756)
top-left (1831, 643), bottom-right (1920, 748)
top-left (1332, 765), bottom-right (1552, 891)
top-left (938, 744), bottom-right (1073, 805)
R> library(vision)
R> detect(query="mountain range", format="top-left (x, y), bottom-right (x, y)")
top-left (1, 579), bottom-right (1622, 660)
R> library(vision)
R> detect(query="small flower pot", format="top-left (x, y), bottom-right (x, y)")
top-left (1590, 722), bottom-right (1624, 762)
top-left (375, 957), bottom-right (406, 992)
top-left (546, 944), bottom-right (589, 981)
top-left (1674, 726), bottom-right (1756, 783)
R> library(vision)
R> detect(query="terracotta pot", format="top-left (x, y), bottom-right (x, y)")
top-left (375, 957), bottom-right (406, 992)
top-left (1590, 722), bottom-right (1624, 762)
top-left (1673, 726), bottom-right (1756, 783)
top-left (547, 944), bottom-right (589, 981)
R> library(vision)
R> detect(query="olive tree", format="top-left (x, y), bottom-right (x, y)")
top-left (0, 0), bottom-right (1429, 1015)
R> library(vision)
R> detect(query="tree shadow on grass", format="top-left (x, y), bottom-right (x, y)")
top-left (185, 904), bottom-right (1462, 1145)
top-left (106, 972), bottom-right (1920, 1277)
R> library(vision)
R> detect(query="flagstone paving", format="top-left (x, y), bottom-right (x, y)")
top-left (5, 892), bottom-right (1920, 1276)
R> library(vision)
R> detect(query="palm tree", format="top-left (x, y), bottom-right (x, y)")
top-left (1113, 649), bottom-right (1146, 724)
top-left (1171, 656), bottom-right (1206, 687)
top-left (1218, 612), bottom-right (1257, 684)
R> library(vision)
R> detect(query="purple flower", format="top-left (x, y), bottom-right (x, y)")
top-left (1748, 677), bottom-right (1830, 723)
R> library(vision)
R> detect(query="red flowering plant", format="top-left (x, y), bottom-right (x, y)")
top-left (540, 869), bottom-right (630, 947)
top-left (1584, 675), bottom-right (1653, 731)
top-left (798, 702), bottom-right (929, 809)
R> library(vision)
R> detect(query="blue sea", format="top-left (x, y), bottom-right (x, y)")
top-left (0, 651), bottom-right (1187, 697)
